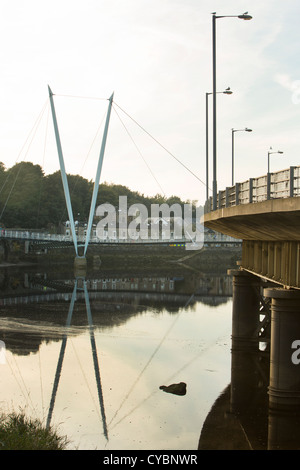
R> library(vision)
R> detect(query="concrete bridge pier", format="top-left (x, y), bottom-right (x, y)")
top-left (74, 256), bottom-right (87, 276)
top-left (228, 270), bottom-right (266, 415)
top-left (268, 408), bottom-right (300, 450)
top-left (229, 269), bottom-right (261, 349)
top-left (264, 287), bottom-right (300, 411)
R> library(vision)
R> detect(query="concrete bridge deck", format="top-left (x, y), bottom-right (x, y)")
top-left (203, 196), bottom-right (300, 241)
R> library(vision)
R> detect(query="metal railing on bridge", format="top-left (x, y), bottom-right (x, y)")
top-left (205, 165), bottom-right (300, 213)
top-left (0, 230), bottom-right (190, 244)
top-left (0, 229), bottom-right (239, 245)
top-left (0, 231), bottom-right (70, 242)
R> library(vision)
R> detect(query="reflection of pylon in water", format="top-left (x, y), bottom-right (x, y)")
top-left (46, 278), bottom-right (108, 441)
top-left (0, 340), bottom-right (6, 364)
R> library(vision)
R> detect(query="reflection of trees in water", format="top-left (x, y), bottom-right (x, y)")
top-left (0, 300), bottom-right (140, 356)
top-left (0, 295), bottom-right (196, 356)
top-left (200, 296), bottom-right (230, 307)
top-left (0, 268), bottom-right (233, 356)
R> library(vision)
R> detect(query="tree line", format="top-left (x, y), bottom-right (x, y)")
top-left (0, 161), bottom-right (197, 230)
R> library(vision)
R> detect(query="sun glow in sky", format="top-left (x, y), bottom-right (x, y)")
top-left (0, 0), bottom-right (299, 204)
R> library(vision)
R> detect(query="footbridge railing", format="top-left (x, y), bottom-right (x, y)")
top-left (0, 229), bottom-right (239, 245)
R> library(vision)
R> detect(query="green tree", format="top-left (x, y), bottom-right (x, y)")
top-left (0, 162), bottom-right (191, 229)
top-left (40, 172), bottom-right (93, 228)
top-left (0, 162), bottom-right (44, 228)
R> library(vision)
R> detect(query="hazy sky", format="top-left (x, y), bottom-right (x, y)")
top-left (0, 0), bottom-right (299, 204)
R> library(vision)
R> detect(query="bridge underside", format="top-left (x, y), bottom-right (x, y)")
top-left (203, 198), bottom-right (300, 289)
top-left (241, 240), bottom-right (300, 289)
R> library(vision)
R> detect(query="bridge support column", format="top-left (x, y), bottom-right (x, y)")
top-left (268, 408), bottom-right (300, 450)
top-left (74, 256), bottom-right (87, 275)
top-left (228, 270), bottom-right (265, 415)
top-left (264, 287), bottom-right (300, 411)
top-left (228, 269), bottom-right (261, 348)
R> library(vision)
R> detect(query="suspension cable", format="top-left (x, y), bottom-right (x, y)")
top-left (0, 99), bottom-right (49, 197)
top-left (34, 103), bottom-right (51, 229)
top-left (54, 94), bottom-right (108, 101)
top-left (112, 104), bottom-right (166, 196)
top-left (113, 101), bottom-right (207, 189)
top-left (0, 100), bottom-right (49, 221)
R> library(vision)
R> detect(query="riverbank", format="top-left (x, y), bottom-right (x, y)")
top-left (0, 261), bottom-right (36, 268)
top-left (0, 410), bottom-right (69, 450)
top-left (1, 244), bottom-right (241, 275)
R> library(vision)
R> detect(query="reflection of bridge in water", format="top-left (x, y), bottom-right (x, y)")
top-left (0, 271), bottom-right (233, 307)
top-left (4, 265), bottom-right (298, 448)
top-left (0, 269), bottom-right (232, 444)
top-left (0, 271), bottom-right (232, 305)
top-left (198, 315), bottom-right (300, 450)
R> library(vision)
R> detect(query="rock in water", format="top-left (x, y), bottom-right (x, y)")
top-left (159, 382), bottom-right (187, 396)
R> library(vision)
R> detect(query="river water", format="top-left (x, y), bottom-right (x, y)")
top-left (0, 263), bottom-right (234, 450)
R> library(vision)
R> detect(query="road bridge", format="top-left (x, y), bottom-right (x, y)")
top-left (204, 165), bottom-right (300, 289)
top-left (203, 166), bottom-right (300, 418)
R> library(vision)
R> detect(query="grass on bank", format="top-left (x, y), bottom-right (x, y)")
top-left (0, 411), bottom-right (69, 450)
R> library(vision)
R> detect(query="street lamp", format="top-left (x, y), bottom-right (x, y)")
top-left (268, 147), bottom-right (283, 173)
top-left (212, 11), bottom-right (252, 210)
top-left (206, 87), bottom-right (233, 200)
top-left (231, 127), bottom-right (252, 185)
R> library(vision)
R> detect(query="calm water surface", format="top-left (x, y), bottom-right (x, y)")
top-left (0, 266), bottom-right (233, 450)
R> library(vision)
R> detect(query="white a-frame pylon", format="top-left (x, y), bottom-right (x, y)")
top-left (84, 92), bottom-right (114, 256)
top-left (48, 86), bottom-right (114, 259)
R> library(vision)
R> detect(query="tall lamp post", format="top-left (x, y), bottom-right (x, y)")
top-left (268, 147), bottom-right (283, 173)
top-left (206, 87), bottom-right (233, 200)
top-left (212, 11), bottom-right (252, 210)
top-left (231, 127), bottom-right (252, 185)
